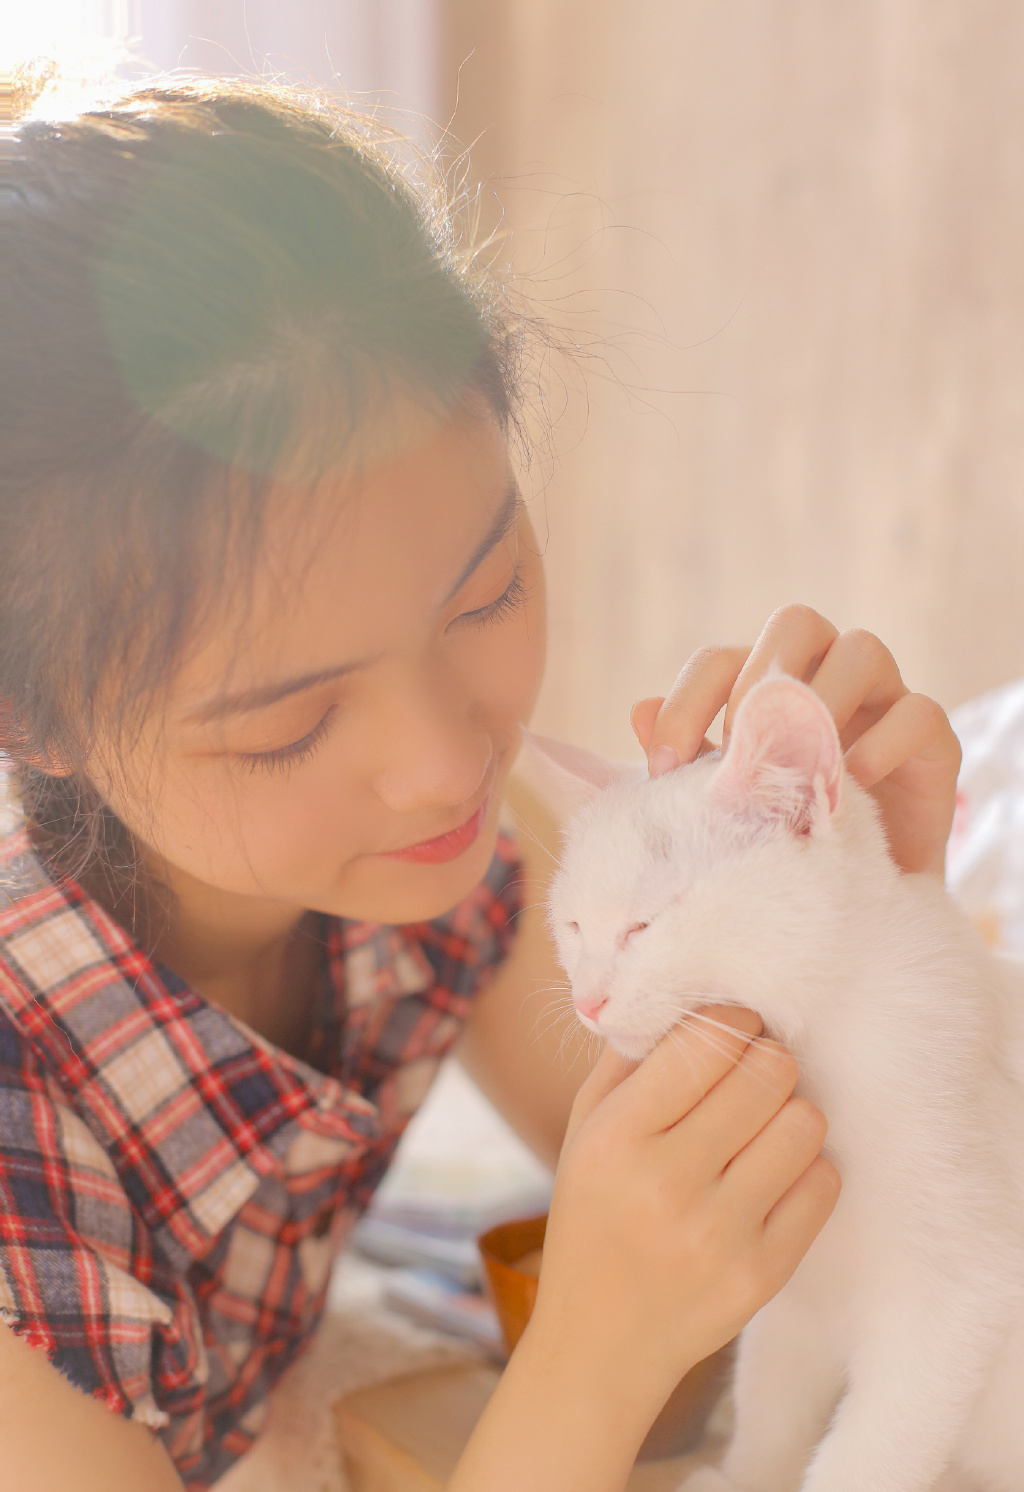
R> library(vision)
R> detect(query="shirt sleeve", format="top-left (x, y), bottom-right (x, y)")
top-left (0, 1008), bottom-right (173, 1430)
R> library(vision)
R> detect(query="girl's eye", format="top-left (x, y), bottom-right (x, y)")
top-left (234, 707), bottom-right (337, 776)
top-left (450, 566), bottom-right (528, 630)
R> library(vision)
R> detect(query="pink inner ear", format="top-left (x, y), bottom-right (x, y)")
top-left (518, 730), bottom-right (645, 814)
top-left (711, 676), bottom-right (842, 831)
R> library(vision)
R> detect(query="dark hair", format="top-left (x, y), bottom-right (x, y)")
top-left (2, 71), bottom-right (523, 909)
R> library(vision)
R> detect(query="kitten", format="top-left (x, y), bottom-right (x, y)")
top-left (537, 675), bottom-right (1024, 1492)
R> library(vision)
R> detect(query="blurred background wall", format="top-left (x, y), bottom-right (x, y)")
top-left (439, 1), bottom-right (1024, 755)
top-left (12, 2), bottom-right (1024, 756)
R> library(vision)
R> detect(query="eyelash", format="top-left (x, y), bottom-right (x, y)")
top-left (236, 708), bottom-right (337, 776)
top-left (236, 570), bottom-right (528, 775)
top-left (451, 565), bottom-right (528, 630)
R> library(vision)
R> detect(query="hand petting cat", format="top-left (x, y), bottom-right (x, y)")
top-left (629, 602), bottom-right (961, 876)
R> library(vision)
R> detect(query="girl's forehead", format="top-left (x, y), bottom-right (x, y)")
top-left (173, 398), bottom-right (514, 714)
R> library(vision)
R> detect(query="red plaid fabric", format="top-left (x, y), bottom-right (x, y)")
top-left (0, 814), bottom-right (522, 1489)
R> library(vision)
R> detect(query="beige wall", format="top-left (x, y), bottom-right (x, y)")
top-left (440, 2), bottom-right (1024, 757)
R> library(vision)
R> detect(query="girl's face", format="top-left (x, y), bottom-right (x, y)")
top-left (90, 396), bottom-right (546, 926)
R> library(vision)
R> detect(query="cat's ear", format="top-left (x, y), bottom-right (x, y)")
top-left (710, 675), bottom-right (841, 835)
top-left (516, 729), bottom-right (646, 817)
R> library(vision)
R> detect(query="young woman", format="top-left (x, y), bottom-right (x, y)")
top-left (0, 74), bottom-right (960, 1492)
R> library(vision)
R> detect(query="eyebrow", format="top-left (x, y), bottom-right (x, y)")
top-left (443, 480), bottom-right (520, 604)
top-left (184, 481), bottom-right (522, 726)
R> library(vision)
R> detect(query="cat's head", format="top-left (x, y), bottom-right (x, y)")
top-left (538, 674), bottom-right (893, 1059)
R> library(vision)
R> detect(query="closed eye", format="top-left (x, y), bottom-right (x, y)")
top-left (234, 707), bottom-right (337, 775)
top-left (621, 921), bottom-right (650, 947)
top-left (449, 566), bottom-right (528, 629)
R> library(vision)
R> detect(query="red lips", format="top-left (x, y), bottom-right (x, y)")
top-left (378, 798), bottom-right (488, 864)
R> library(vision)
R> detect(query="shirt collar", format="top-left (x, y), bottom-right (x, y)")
top-left (0, 824), bottom-right (433, 1258)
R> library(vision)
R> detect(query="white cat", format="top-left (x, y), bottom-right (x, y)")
top-left (538, 674), bottom-right (1024, 1492)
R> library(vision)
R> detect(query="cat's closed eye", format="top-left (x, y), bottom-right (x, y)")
top-left (620, 921), bottom-right (650, 946)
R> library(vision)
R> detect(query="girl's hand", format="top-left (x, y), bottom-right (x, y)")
top-left (526, 1005), bottom-right (840, 1417)
top-left (630, 604), bottom-right (961, 875)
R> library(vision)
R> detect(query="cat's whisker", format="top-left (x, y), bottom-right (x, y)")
top-left (673, 1026), bottom-right (755, 1076)
top-left (530, 993), bottom-right (573, 1020)
top-left (674, 1020), bottom-right (761, 1064)
top-left (663, 1020), bottom-right (738, 1068)
top-left (550, 1008), bottom-right (582, 1054)
top-left (529, 982), bottom-right (572, 1004)
top-left (682, 1007), bottom-right (781, 1050)
top-left (581, 1027), bottom-right (602, 1074)
top-left (527, 984), bottom-right (573, 1006)
top-left (555, 1027), bottom-right (585, 1071)
top-left (502, 802), bottom-right (559, 864)
top-left (660, 1019), bottom-right (728, 1059)
top-left (562, 1019), bottom-right (600, 1074)
top-left (530, 1003), bottom-right (577, 1046)
top-left (524, 982), bottom-right (572, 1013)
top-left (517, 876), bottom-right (561, 899)
top-left (662, 1027), bottom-right (703, 1089)
top-left (670, 1013), bottom-right (786, 1093)
top-left (529, 1013), bottom-right (569, 1045)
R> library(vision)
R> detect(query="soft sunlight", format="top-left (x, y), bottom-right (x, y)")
top-left (3, 1), bottom-right (135, 68)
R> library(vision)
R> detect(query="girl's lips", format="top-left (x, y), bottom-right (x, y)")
top-left (378, 798), bottom-right (489, 864)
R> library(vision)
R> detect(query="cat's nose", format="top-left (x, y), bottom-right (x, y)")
top-left (574, 993), bottom-right (608, 1022)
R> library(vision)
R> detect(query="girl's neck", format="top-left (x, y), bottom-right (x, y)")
top-left (93, 846), bottom-right (325, 1058)
top-left (182, 918), bottom-right (325, 1059)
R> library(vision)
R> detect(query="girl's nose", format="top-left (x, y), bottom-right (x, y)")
top-left (370, 671), bottom-right (492, 813)
top-left (574, 993), bottom-right (608, 1022)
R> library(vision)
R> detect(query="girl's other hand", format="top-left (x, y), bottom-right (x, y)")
top-left (449, 1008), bottom-right (837, 1492)
top-left (631, 604), bottom-right (961, 875)
top-left (526, 1005), bottom-right (840, 1418)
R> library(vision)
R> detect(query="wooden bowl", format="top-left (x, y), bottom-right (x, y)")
top-left (477, 1212), bottom-right (547, 1356)
top-left (477, 1214), bottom-right (736, 1461)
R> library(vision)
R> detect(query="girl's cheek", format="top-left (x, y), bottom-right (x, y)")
top-left (85, 546), bottom-right (546, 894)
top-left (472, 544), bottom-right (547, 722)
top-left (519, 547), bottom-right (548, 702)
top-left (87, 741), bottom-right (336, 891)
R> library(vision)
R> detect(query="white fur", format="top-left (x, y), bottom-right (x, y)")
top-left (543, 679), bottom-right (1024, 1492)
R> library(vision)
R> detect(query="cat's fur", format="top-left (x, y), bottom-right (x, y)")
top-left (539, 676), bottom-right (1024, 1492)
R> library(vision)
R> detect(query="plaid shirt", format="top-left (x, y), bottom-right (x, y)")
top-left (0, 819), bottom-right (522, 1489)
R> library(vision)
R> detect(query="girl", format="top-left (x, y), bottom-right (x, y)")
top-left (0, 74), bottom-right (960, 1492)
